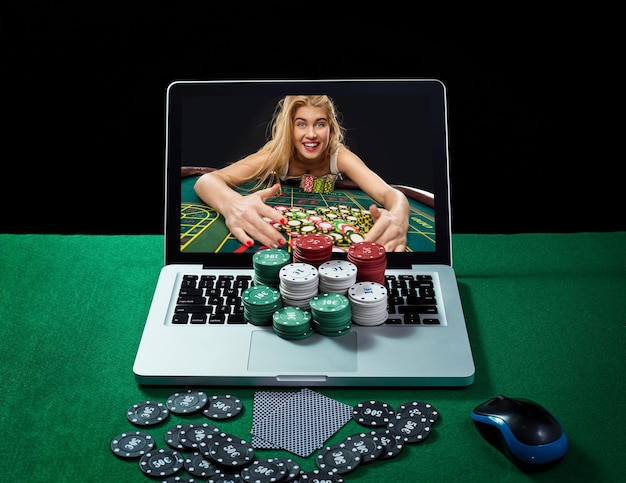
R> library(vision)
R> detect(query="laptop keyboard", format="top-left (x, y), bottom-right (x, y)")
top-left (172, 273), bottom-right (440, 326)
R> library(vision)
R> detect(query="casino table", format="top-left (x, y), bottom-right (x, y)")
top-left (179, 169), bottom-right (436, 254)
top-left (1, 232), bottom-right (625, 481)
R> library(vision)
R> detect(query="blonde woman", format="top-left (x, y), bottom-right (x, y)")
top-left (194, 95), bottom-right (409, 252)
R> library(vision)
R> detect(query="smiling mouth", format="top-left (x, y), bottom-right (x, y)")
top-left (303, 142), bottom-right (319, 150)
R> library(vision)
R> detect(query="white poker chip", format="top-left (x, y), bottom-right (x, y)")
top-left (348, 282), bottom-right (388, 326)
top-left (347, 282), bottom-right (387, 302)
top-left (279, 263), bottom-right (318, 281)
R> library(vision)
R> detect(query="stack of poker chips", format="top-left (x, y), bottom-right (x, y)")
top-left (347, 281), bottom-right (389, 326)
top-left (272, 306), bottom-right (314, 340)
top-left (347, 241), bottom-right (387, 285)
top-left (292, 233), bottom-right (333, 268)
top-left (317, 259), bottom-right (358, 295)
top-left (278, 262), bottom-right (319, 309)
top-left (252, 248), bottom-right (291, 287)
top-left (241, 285), bottom-right (283, 326)
top-left (309, 293), bottom-right (353, 336)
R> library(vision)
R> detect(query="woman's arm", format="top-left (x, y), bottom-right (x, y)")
top-left (193, 156), bottom-right (287, 248)
top-left (337, 147), bottom-right (410, 252)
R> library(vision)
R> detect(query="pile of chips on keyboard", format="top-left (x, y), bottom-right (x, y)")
top-left (245, 235), bottom-right (390, 337)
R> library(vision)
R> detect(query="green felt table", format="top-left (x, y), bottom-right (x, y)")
top-left (1, 232), bottom-right (625, 482)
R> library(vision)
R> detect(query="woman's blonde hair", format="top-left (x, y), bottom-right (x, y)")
top-left (237, 95), bottom-right (345, 189)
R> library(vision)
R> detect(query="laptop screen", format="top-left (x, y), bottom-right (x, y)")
top-left (164, 79), bottom-right (452, 268)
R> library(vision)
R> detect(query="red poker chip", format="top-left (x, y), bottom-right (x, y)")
top-left (348, 241), bottom-right (385, 260)
top-left (295, 233), bottom-right (333, 250)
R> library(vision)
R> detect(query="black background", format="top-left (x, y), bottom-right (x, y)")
top-left (1, 4), bottom-right (619, 235)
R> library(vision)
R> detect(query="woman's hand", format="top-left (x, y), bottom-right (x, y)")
top-left (364, 204), bottom-right (408, 252)
top-left (222, 183), bottom-right (287, 248)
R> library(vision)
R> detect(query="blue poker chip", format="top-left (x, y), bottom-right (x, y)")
top-left (110, 430), bottom-right (155, 459)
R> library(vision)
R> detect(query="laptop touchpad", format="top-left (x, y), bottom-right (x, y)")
top-left (248, 330), bottom-right (358, 372)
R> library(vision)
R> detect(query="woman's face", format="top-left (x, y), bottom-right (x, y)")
top-left (292, 105), bottom-right (330, 162)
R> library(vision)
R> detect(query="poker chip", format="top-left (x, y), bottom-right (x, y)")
top-left (165, 423), bottom-right (197, 450)
top-left (205, 432), bottom-right (256, 468)
top-left (347, 241), bottom-right (387, 285)
top-left (162, 477), bottom-right (198, 483)
top-left (342, 432), bottom-right (384, 463)
top-left (203, 394), bottom-right (243, 420)
top-left (179, 422), bottom-right (221, 450)
top-left (396, 400), bottom-right (440, 425)
top-left (139, 448), bottom-right (185, 477)
top-left (272, 306), bottom-right (313, 340)
top-left (127, 400), bottom-right (170, 426)
top-left (240, 457), bottom-right (287, 482)
top-left (371, 428), bottom-right (405, 460)
top-left (273, 457), bottom-right (301, 481)
top-left (317, 260), bottom-right (357, 295)
top-left (166, 389), bottom-right (209, 414)
top-left (347, 282), bottom-right (388, 326)
top-left (387, 413), bottom-right (432, 443)
top-left (279, 263), bottom-right (319, 309)
top-left (110, 430), bottom-right (155, 459)
top-left (184, 452), bottom-right (224, 478)
top-left (352, 400), bottom-right (395, 427)
top-left (253, 248), bottom-right (291, 287)
top-left (292, 233), bottom-right (333, 267)
top-left (316, 442), bottom-right (361, 475)
top-left (242, 285), bottom-right (283, 325)
top-left (309, 293), bottom-right (352, 336)
top-left (297, 469), bottom-right (344, 482)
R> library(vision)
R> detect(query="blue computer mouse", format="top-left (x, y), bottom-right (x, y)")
top-left (471, 395), bottom-right (568, 467)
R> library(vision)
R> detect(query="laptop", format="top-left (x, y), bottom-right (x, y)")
top-left (133, 78), bottom-right (475, 387)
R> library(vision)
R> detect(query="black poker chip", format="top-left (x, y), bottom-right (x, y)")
top-left (352, 400), bottom-right (394, 427)
top-left (396, 400), bottom-right (440, 425)
top-left (207, 477), bottom-right (245, 483)
top-left (166, 389), bottom-right (209, 414)
top-left (203, 394), bottom-right (244, 420)
top-left (274, 457), bottom-right (301, 481)
top-left (179, 422), bottom-right (221, 450)
top-left (139, 448), bottom-right (185, 477)
top-left (297, 469), bottom-right (344, 482)
top-left (110, 430), bottom-right (155, 459)
top-left (127, 400), bottom-right (170, 426)
top-left (316, 442), bottom-right (361, 475)
top-left (370, 428), bottom-right (405, 459)
top-left (161, 477), bottom-right (198, 483)
top-left (184, 452), bottom-right (224, 478)
top-left (342, 432), bottom-right (384, 463)
top-left (205, 432), bottom-right (256, 468)
top-left (165, 423), bottom-right (196, 450)
top-left (387, 414), bottom-right (432, 444)
top-left (240, 457), bottom-right (287, 483)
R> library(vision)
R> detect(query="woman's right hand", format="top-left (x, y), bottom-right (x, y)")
top-left (222, 183), bottom-right (287, 248)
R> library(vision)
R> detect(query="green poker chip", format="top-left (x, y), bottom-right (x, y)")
top-left (242, 285), bottom-right (281, 305)
top-left (310, 293), bottom-right (350, 313)
top-left (272, 307), bottom-right (314, 339)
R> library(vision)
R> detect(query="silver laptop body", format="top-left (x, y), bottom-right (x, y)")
top-left (133, 78), bottom-right (475, 387)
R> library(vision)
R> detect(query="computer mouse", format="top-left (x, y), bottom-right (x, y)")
top-left (471, 395), bottom-right (568, 467)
